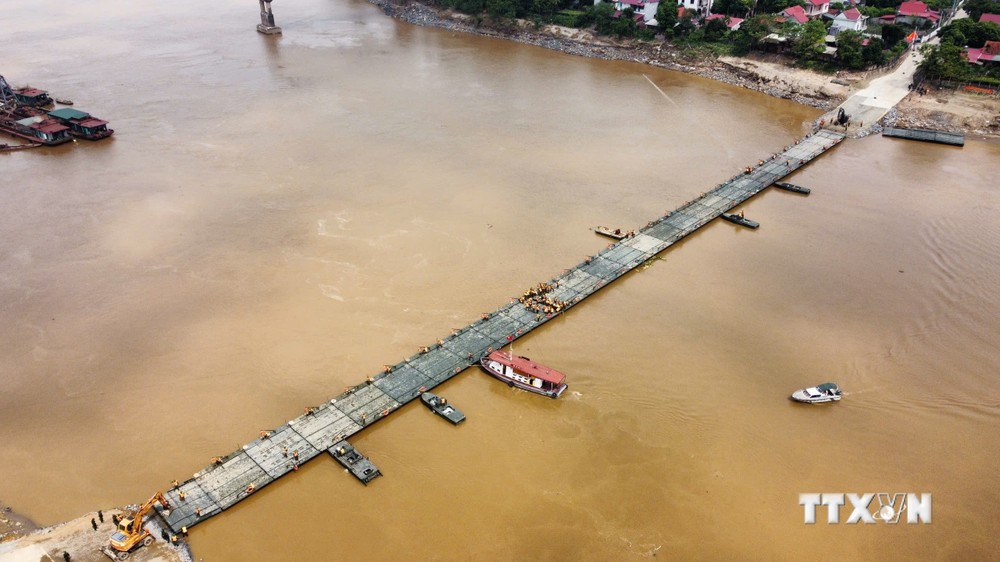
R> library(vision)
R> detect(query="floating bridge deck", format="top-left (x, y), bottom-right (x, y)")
top-left (155, 129), bottom-right (844, 534)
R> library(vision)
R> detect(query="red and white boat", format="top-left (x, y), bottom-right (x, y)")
top-left (480, 350), bottom-right (568, 399)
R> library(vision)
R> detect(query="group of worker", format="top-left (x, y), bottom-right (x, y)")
top-left (519, 282), bottom-right (568, 316)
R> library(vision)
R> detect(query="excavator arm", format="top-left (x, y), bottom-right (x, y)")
top-left (128, 491), bottom-right (170, 534)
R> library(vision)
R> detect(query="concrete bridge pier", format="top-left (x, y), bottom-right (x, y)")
top-left (257, 0), bottom-right (282, 34)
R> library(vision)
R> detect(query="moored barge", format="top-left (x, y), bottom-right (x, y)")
top-left (12, 87), bottom-right (54, 108)
top-left (0, 114), bottom-right (72, 145)
top-left (48, 107), bottom-right (113, 140)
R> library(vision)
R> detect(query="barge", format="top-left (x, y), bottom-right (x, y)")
top-left (12, 87), bottom-right (53, 108)
top-left (0, 114), bottom-right (72, 145)
top-left (48, 107), bottom-right (113, 140)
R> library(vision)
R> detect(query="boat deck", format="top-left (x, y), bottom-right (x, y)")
top-left (154, 129), bottom-right (845, 534)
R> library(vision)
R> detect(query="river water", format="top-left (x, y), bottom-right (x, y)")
top-left (2, 0), bottom-right (999, 560)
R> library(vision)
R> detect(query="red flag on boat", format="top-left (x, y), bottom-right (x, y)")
top-left (507, 335), bottom-right (513, 341)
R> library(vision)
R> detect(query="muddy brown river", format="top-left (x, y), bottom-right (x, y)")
top-left (3, 0), bottom-right (999, 560)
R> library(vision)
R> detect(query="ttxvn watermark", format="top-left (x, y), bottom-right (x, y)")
top-left (799, 493), bottom-right (932, 524)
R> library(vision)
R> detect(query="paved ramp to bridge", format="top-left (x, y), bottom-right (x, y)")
top-left (155, 129), bottom-right (845, 534)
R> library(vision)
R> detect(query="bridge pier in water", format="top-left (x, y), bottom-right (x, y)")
top-left (256, 0), bottom-right (282, 35)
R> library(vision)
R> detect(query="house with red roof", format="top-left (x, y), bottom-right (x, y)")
top-left (895, 1), bottom-right (940, 27)
top-left (678, 0), bottom-right (714, 18)
top-left (614, 0), bottom-right (661, 25)
top-left (830, 7), bottom-right (867, 32)
top-left (979, 13), bottom-right (1000, 26)
top-left (705, 13), bottom-right (744, 30)
top-left (780, 5), bottom-right (809, 24)
top-left (804, 0), bottom-right (830, 18)
top-left (967, 40), bottom-right (1000, 64)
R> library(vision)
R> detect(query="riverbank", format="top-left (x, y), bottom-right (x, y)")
top-left (371, 0), bottom-right (1000, 139)
top-left (371, 0), bottom-right (849, 109)
top-left (886, 87), bottom-right (1000, 141)
top-left (0, 505), bottom-right (192, 562)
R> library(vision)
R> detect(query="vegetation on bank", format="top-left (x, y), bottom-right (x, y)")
top-left (919, 17), bottom-right (1000, 85)
top-left (425, 0), bottom-right (928, 71)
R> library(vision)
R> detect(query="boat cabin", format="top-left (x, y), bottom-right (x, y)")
top-left (13, 87), bottom-right (53, 108)
top-left (48, 107), bottom-right (113, 140)
top-left (5, 115), bottom-right (72, 145)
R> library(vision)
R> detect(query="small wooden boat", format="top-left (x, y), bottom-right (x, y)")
top-left (593, 226), bottom-right (630, 240)
top-left (790, 382), bottom-right (842, 404)
top-left (54, 98), bottom-right (74, 106)
top-left (480, 350), bottom-right (567, 399)
top-left (774, 182), bottom-right (811, 194)
top-left (420, 392), bottom-right (465, 424)
top-left (721, 212), bottom-right (759, 229)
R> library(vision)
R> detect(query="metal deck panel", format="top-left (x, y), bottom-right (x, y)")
top-left (161, 480), bottom-right (222, 533)
top-left (244, 425), bottom-right (320, 478)
top-left (440, 325), bottom-right (494, 360)
top-left (288, 405), bottom-right (362, 450)
top-left (194, 451), bottom-right (272, 510)
top-left (332, 384), bottom-right (399, 425)
top-left (374, 364), bottom-right (434, 402)
top-left (577, 255), bottom-right (623, 281)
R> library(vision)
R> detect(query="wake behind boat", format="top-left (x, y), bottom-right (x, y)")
top-left (790, 382), bottom-right (842, 404)
top-left (480, 350), bottom-right (567, 399)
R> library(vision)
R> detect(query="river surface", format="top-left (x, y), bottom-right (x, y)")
top-left (3, 1), bottom-right (999, 560)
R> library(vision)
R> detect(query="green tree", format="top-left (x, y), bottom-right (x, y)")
top-left (862, 37), bottom-right (887, 66)
top-left (731, 15), bottom-right (771, 55)
top-left (455, 0), bottom-right (485, 14)
top-left (920, 43), bottom-right (972, 80)
top-left (941, 19), bottom-right (1000, 48)
top-left (758, 0), bottom-right (802, 14)
top-left (656, 0), bottom-right (678, 35)
top-left (593, 1), bottom-right (617, 35)
top-left (713, 0), bottom-right (754, 17)
top-left (531, 0), bottom-right (559, 17)
top-left (835, 30), bottom-right (864, 69)
top-left (792, 19), bottom-right (827, 61)
top-left (487, 0), bottom-right (517, 19)
top-left (676, 11), bottom-right (697, 37)
top-left (611, 8), bottom-right (640, 37)
top-left (963, 0), bottom-right (1000, 22)
top-left (881, 23), bottom-right (907, 49)
top-left (704, 17), bottom-right (730, 41)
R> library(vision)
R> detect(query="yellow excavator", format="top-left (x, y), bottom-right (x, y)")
top-left (102, 491), bottom-right (171, 560)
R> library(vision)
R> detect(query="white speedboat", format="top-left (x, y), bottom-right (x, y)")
top-left (790, 382), bottom-right (842, 403)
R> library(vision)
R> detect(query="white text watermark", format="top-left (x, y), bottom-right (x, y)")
top-left (799, 493), bottom-right (932, 524)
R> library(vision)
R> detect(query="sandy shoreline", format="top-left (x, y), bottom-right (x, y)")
top-left (371, 0), bottom-right (1000, 139)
